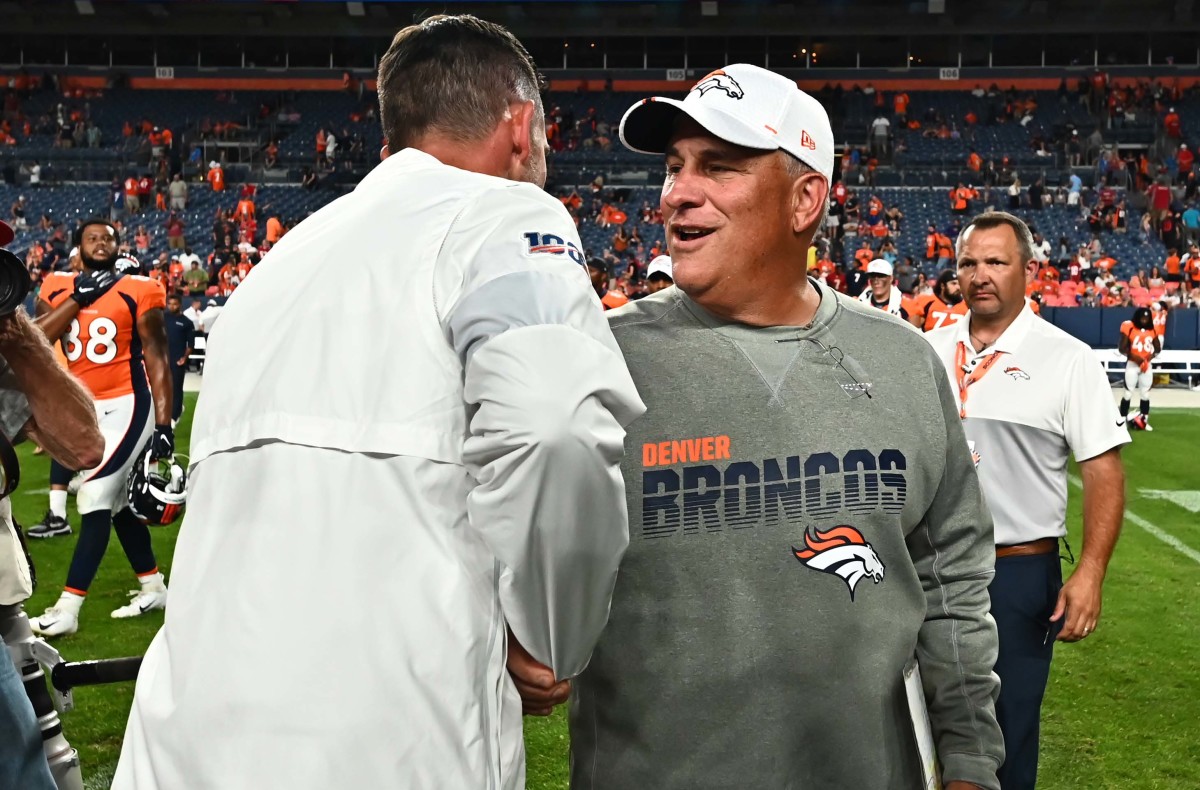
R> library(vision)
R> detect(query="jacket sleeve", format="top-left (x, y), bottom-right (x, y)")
top-left (437, 184), bottom-right (645, 679)
top-left (905, 351), bottom-right (1004, 790)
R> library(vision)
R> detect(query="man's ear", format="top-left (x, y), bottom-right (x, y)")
top-left (1024, 259), bottom-right (1040, 285)
top-left (791, 173), bottom-right (829, 239)
top-left (380, 143), bottom-right (391, 161)
top-left (509, 99), bottom-right (537, 163)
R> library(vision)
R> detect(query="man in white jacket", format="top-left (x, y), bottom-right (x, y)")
top-left (114, 15), bottom-right (644, 790)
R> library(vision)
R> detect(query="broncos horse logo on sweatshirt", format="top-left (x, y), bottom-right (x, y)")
top-left (792, 525), bottom-right (885, 600)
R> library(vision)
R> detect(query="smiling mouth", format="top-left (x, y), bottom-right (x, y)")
top-left (672, 226), bottom-right (716, 243)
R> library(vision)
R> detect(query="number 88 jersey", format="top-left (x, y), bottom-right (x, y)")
top-left (40, 271), bottom-right (167, 400)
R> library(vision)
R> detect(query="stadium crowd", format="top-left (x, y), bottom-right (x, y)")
top-left (2, 74), bottom-right (1199, 319)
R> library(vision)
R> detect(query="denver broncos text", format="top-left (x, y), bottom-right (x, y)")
top-left (641, 443), bottom-right (909, 538)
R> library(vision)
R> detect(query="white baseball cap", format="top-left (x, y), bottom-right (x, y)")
top-left (866, 258), bottom-right (893, 277)
top-left (619, 64), bottom-right (835, 184)
top-left (69, 246), bottom-right (79, 258)
top-left (646, 255), bottom-right (673, 281)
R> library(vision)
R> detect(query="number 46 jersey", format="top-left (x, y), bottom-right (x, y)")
top-left (40, 271), bottom-right (166, 400)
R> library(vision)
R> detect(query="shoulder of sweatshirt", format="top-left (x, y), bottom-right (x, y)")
top-left (606, 286), bottom-right (689, 333)
top-left (829, 288), bottom-right (944, 368)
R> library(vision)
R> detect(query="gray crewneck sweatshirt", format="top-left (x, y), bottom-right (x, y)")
top-left (570, 282), bottom-right (1003, 790)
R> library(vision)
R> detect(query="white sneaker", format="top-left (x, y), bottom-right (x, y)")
top-left (112, 582), bottom-right (168, 619)
top-left (29, 607), bottom-right (79, 638)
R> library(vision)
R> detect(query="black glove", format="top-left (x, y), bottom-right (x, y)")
top-left (71, 268), bottom-right (121, 307)
top-left (152, 424), bottom-right (175, 460)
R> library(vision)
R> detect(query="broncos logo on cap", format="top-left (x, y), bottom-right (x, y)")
top-left (792, 525), bottom-right (885, 600)
top-left (692, 70), bottom-right (744, 99)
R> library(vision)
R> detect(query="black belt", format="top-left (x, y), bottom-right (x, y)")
top-left (996, 537), bottom-right (1058, 559)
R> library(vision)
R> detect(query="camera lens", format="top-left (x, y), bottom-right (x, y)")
top-left (0, 249), bottom-right (32, 317)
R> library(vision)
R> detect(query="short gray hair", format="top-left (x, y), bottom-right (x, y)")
top-left (377, 14), bottom-right (544, 151)
top-left (956, 210), bottom-right (1036, 264)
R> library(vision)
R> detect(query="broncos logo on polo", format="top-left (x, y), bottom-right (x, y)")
top-left (692, 70), bottom-right (744, 99)
top-left (1004, 366), bottom-right (1030, 380)
top-left (792, 525), bottom-right (885, 600)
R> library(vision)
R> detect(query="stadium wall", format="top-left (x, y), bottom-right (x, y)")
top-left (4, 66), bottom-right (1199, 94)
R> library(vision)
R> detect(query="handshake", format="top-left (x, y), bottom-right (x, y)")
top-left (506, 629), bottom-right (571, 717)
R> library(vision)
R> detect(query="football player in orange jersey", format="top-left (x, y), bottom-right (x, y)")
top-left (587, 257), bottom-right (629, 310)
top-left (25, 218), bottom-right (175, 637)
top-left (1118, 306), bottom-right (1160, 431)
top-left (916, 269), bottom-right (969, 332)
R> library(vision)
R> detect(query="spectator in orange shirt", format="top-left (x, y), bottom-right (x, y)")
top-left (265, 215), bottom-right (284, 244)
top-left (1178, 144), bottom-right (1194, 176)
top-left (967, 150), bottom-right (982, 173)
top-left (561, 189), bottom-right (583, 212)
top-left (1163, 107), bottom-right (1181, 139)
top-left (149, 257), bottom-right (170, 287)
top-left (1163, 248), bottom-right (1182, 284)
top-left (217, 259), bottom-right (237, 293)
top-left (893, 91), bottom-right (909, 124)
top-left (168, 255), bottom-right (185, 289)
top-left (124, 175), bottom-right (141, 214)
top-left (850, 242), bottom-right (872, 270)
top-left (1095, 255), bottom-right (1117, 273)
top-left (612, 225), bottom-right (629, 254)
top-left (935, 232), bottom-right (955, 268)
top-left (206, 161), bottom-right (225, 192)
top-left (597, 203), bottom-right (620, 227)
top-left (951, 182), bottom-right (972, 214)
top-left (236, 196), bottom-right (256, 221)
top-left (1103, 284), bottom-right (1129, 307)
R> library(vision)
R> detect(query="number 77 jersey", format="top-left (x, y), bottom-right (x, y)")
top-left (40, 271), bottom-right (167, 399)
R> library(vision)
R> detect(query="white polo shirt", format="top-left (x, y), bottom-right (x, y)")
top-left (925, 305), bottom-right (1129, 546)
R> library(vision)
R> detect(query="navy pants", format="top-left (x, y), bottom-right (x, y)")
top-left (989, 552), bottom-right (1063, 790)
top-left (170, 363), bottom-right (186, 421)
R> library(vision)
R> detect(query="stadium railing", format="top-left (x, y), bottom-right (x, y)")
top-left (1093, 349), bottom-right (1200, 386)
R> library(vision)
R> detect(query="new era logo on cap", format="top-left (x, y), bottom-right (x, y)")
top-left (618, 63), bottom-right (835, 184)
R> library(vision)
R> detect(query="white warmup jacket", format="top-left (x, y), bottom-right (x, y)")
top-left (113, 148), bottom-right (645, 790)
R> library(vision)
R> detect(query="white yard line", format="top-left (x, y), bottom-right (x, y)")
top-left (1068, 474), bottom-right (1200, 566)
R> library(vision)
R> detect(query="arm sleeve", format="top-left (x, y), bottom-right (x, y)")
top-left (906, 354), bottom-right (1004, 790)
top-left (438, 184), bottom-right (646, 679)
top-left (1064, 347), bottom-right (1130, 462)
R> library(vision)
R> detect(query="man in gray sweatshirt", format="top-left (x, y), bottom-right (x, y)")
top-left (566, 64), bottom-right (1004, 790)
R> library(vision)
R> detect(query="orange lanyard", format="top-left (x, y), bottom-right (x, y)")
top-left (954, 341), bottom-right (1005, 419)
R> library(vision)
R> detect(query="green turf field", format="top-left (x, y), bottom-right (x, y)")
top-left (12, 396), bottom-right (1200, 789)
